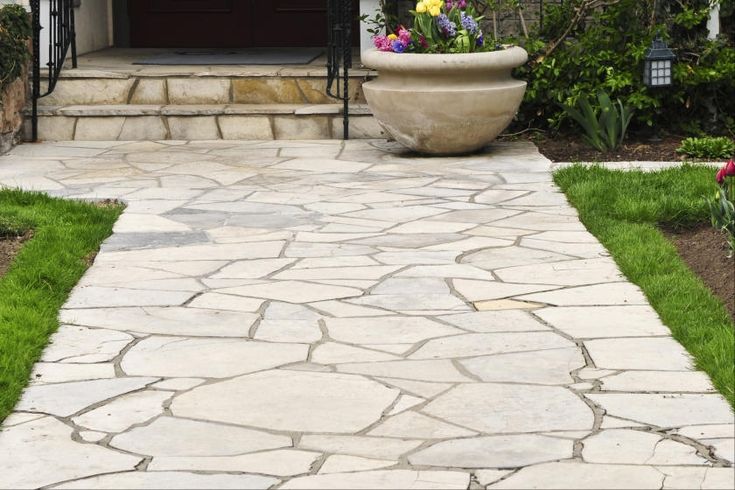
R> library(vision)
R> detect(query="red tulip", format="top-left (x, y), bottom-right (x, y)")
top-left (725, 159), bottom-right (735, 177)
top-left (716, 167), bottom-right (726, 184)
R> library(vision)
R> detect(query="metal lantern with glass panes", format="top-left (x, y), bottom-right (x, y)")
top-left (644, 36), bottom-right (676, 88)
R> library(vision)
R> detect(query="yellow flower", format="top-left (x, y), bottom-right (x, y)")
top-left (416, 1), bottom-right (427, 13)
top-left (429, 5), bottom-right (441, 16)
top-left (388, 33), bottom-right (398, 40)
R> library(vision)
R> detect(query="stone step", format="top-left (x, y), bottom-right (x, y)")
top-left (29, 104), bottom-right (385, 141)
top-left (39, 69), bottom-right (372, 106)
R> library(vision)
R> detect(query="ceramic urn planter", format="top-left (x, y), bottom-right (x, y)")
top-left (362, 47), bottom-right (528, 155)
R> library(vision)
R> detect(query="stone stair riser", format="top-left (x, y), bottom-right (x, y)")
top-left (30, 114), bottom-right (385, 141)
top-left (39, 76), bottom-right (369, 106)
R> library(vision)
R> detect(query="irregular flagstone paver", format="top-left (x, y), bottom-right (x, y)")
top-left (172, 370), bottom-right (399, 433)
top-left (536, 305), bottom-right (671, 338)
top-left (585, 337), bottom-right (694, 371)
top-left (148, 449), bottom-right (321, 476)
top-left (59, 306), bottom-right (259, 337)
top-left (0, 417), bottom-right (142, 489)
top-left (318, 455), bottom-right (396, 474)
top-left (439, 310), bottom-right (550, 332)
top-left (41, 325), bottom-right (134, 363)
top-left (0, 140), bottom-right (731, 488)
top-left (110, 417), bottom-right (291, 456)
top-left (460, 347), bottom-right (586, 384)
top-left (30, 361), bottom-right (116, 384)
top-left (281, 470), bottom-right (471, 489)
top-left (408, 434), bottom-right (574, 468)
top-left (582, 429), bottom-right (708, 465)
top-left (72, 390), bottom-right (172, 433)
top-left (423, 384), bottom-right (595, 433)
top-left (325, 316), bottom-right (463, 345)
top-left (489, 462), bottom-right (666, 489)
top-left (599, 370), bottom-right (718, 393)
top-left (15, 377), bottom-right (158, 417)
top-left (299, 435), bottom-right (424, 460)
top-left (408, 331), bottom-right (575, 360)
top-left (586, 393), bottom-right (734, 428)
top-left (121, 337), bottom-right (308, 378)
top-left (54, 472), bottom-right (279, 490)
top-left (367, 411), bottom-right (477, 439)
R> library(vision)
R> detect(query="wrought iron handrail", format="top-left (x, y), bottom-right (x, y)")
top-left (30, 0), bottom-right (77, 142)
top-left (326, 0), bottom-right (353, 140)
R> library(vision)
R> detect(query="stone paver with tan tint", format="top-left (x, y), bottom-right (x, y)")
top-left (0, 140), bottom-right (732, 489)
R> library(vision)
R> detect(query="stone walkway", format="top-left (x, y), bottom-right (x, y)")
top-left (0, 140), bottom-right (732, 489)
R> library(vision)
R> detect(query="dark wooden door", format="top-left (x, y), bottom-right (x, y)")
top-left (128, 0), bottom-right (331, 48)
top-left (252, 1), bottom-right (328, 47)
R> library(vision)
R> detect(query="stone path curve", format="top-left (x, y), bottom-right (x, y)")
top-left (0, 139), bottom-right (732, 489)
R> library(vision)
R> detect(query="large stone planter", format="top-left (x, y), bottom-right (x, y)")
top-left (361, 47), bottom-right (528, 155)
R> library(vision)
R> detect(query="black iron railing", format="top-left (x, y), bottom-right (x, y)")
top-left (30, 0), bottom-right (77, 142)
top-left (326, 0), bottom-right (353, 140)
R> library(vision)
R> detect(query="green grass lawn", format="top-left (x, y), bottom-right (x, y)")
top-left (0, 189), bottom-right (122, 422)
top-left (554, 164), bottom-right (735, 406)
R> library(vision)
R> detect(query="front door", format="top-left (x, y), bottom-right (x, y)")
top-left (128, 0), bottom-right (329, 48)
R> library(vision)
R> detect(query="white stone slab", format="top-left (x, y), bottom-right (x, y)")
top-left (281, 470), bottom-right (470, 489)
top-left (172, 370), bottom-right (399, 433)
top-left (110, 417), bottom-right (290, 457)
top-left (16, 377), bottom-right (158, 417)
top-left (121, 337), bottom-right (308, 378)
top-left (0, 417), bottom-right (141, 489)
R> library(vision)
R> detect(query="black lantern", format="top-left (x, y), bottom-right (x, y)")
top-left (644, 36), bottom-right (676, 88)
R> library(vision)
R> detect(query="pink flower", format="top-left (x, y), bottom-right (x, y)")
top-left (716, 167), bottom-right (726, 184)
top-left (373, 35), bottom-right (393, 52)
top-left (725, 159), bottom-right (735, 177)
top-left (398, 26), bottom-right (412, 44)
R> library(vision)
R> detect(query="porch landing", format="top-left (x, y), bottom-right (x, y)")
top-left (32, 49), bottom-right (381, 142)
top-left (0, 139), bottom-right (732, 489)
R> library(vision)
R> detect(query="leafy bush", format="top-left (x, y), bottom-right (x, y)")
top-left (677, 136), bottom-right (735, 159)
top-left (512, 0), bottom-right (735, 136)
top-left (0, 4), bottom-right (32, 91)
top-left (562, 90), bottom-right (634, 152)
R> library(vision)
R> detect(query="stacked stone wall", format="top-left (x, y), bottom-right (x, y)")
top-left (0, 73), bottom-right (27, 154)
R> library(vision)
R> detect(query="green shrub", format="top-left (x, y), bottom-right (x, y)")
top-left (677, 136), bottom-right (735, 159)
top-left (0, 4), bottom-right (32, 91)
top-left (562, 90), bottom-right (634, 152)
top-left (512, 0), bottom-right (735, 136)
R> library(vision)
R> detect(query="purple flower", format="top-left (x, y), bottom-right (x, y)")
top-left (476, 33), bottom-right (484, 46)
top-left (446, 0), bottom-right (453, 10)
top-left (457, 0), bottom-right (467, 8)
top-left (392, 40), bottom-right (406, 53)
top-left (460, 12), bottom-right (479, 34)
top-left (437, 14), bottom-right (457, 37)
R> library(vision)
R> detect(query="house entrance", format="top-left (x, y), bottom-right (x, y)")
top-left (128, 0), bottom-right (330, 48)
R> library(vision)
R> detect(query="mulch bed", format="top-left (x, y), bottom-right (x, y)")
top-left (520, 134), bottom-right (684, 163)
top-left (0, 232), bottom-right (30, 279)
top-left (664, 225), bottom-right (735, 322)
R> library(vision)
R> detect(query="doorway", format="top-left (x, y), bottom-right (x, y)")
top-left (127, 0), bottom-right (330, 48)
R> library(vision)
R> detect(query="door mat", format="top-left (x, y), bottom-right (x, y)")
top-left (134, 48), bottom-right (324, 65)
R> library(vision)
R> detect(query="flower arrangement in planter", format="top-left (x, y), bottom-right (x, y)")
top-left (373, 0), bottom-right (487, 54)
top-left (710, 159), bottom-right (735, 254)
top-left (361, 0), bottom-right (528, 155)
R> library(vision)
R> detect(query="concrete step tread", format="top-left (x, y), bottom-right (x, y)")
top-left (31, 103), bottom-right (373, 117)
top-left (44, 67), bottom-right (376, 79)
